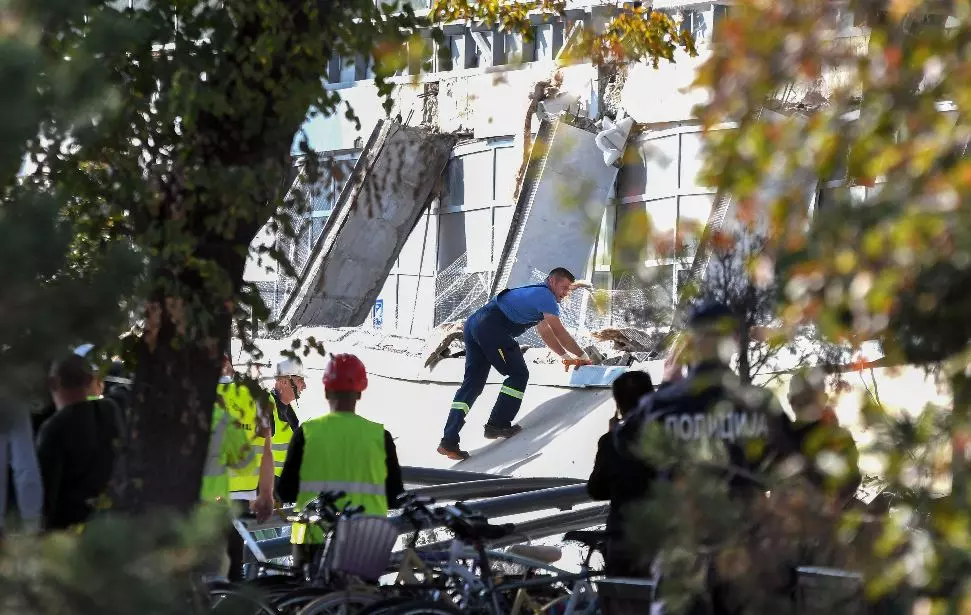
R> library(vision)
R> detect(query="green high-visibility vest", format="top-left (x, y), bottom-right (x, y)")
top-left (200, 404), bottom-right (253, 503)
top-left (220, 382), bottom-right (263, 493)
top-left (291, 412), bottom-right (388, 545)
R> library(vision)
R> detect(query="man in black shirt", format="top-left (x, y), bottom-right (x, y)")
top-left (587, 370), bottom-right (656, 576)
top-left (37, 354), bottom-right (120, 531)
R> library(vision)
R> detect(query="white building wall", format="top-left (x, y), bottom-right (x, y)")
top-left (267, 5), bottom-right (736, 336)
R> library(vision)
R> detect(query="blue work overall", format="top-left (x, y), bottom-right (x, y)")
top-left (441, 285), bottom-right (546, 447)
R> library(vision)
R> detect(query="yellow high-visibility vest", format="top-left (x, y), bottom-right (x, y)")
top-left (291, 412), bottom-right (388, 544)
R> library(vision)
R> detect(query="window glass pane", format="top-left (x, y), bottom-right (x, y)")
top-left (640, 135), bottom-right (680, 199)
top-left (461, 150), bottom-right (494, 203)
top-left (617, 147), bottom-right (647, 199)
top-left (679, 131), bottom-right (707, 192)
top-left (678, 193), bottom-right (714, 252)
top-left (437, 211), bottom-right (467, 271)
top-left (464, 208), bottom-right (493, 271)
top-left (535, 24), bottom-right (554, 60)
top-left (494, 146), bottom-right (519, 203)
top-left (613, 202), bottom-right (648, 272)
top-left (645, 197), bottom-right (678, 260)
top-left (339, 56), bottom-right (356, 83)
top-left (443, 158), bottom-right (465, 207)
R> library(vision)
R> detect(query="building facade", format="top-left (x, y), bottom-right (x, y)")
top-left (248, 1), bottom-right (748, 340)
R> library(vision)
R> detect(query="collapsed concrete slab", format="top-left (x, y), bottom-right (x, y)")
top-left (492, 117), bottom-right (622, 295)
top-left (279, 121), bottom-right (457, 329)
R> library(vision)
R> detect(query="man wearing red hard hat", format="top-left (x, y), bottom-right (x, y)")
top-left (276, 353), bottom-right (404, 567)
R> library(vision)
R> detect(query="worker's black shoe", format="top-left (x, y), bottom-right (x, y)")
top-left (437, 442), bottom-right (470, 461)
top-left (483, 424), bottom-right (523, 439)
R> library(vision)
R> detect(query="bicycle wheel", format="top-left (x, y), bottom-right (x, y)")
top-left (355, 596), bottom-right (412, 615)
top-left (209, 586), bottom-right (278, 615)
top-left (381, 600), bottom-right (464, 615)
top-left (295, 588), bottom-right (383, 615)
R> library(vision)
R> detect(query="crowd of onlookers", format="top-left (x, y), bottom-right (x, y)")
top-left (0, 349), bottom-right (133, 541)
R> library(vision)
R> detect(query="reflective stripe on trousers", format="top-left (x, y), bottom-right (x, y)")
top-left (298, 480), bottom-right (385, 497)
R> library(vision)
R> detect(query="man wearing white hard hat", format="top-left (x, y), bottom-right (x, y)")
top-left (265, 359), bottom-right (304, 489)
top-left (272, 359), bottom-right (305, 433)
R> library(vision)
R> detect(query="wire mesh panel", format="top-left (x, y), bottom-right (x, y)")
top-left (433, 252), bottom-right (491, 326)
top-left (327, 515), bottom-right (399, 580)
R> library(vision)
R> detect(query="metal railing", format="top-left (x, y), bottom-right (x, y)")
top-left (250, 468), bottom-right (601, 560)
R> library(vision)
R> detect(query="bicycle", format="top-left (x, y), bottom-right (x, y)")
top-left (355, 498), bottom-right (605, 615)
top-left (208, 489), bottom-right (389, 614)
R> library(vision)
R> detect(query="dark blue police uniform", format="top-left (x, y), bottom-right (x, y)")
top-left (441, 283), bottom-right (560, 447)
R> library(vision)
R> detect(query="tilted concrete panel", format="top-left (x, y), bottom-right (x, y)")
top-left (492, 118), bottom-right (620, 294)
top-left (280, 122), bottom-right (457, 328)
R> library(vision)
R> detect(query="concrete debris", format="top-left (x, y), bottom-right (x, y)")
top-left (423, 321), bottom-right (465, 370)
top-left (280, 121), bottom-right (458, 329)
top-left (590, 327), bottom-right (655, 353)
top-left (582, 345), bottom-right (605, 366)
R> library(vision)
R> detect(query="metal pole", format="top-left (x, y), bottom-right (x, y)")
top-left (401, 466), bottom-right (508, 485)
top-left (409, 477), bottom-right (586, 500)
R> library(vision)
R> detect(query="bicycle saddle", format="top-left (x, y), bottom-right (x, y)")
top-left (563, 530), bottom-right (609, 549)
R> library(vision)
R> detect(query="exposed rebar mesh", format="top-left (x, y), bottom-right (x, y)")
top-left (433, 252), bottom-right (492, 326)
top-left (257, 155), bottom-right (359, 328)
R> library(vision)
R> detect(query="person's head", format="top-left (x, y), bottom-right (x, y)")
top-left (275, 359), bottom-right (307, 405)
top-left (788, 367), bottom-right (828, 422)
top-left (683, 301), bottom-right (738, 367)
top-left (49, 354), bottom-right (95, 410)
top-left (546, 267), bottom-right (576, 303)
top-left (220, 353), bottom-right (234, 378)
top-left (611, 370), bottom-right (655, 419)
top-left (73, 343), bottom-right (103, 398)
top-left (323, 353), bottom-right (368, 412)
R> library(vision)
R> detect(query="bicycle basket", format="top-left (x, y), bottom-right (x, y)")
top-left (326, 515), bottom-right (398, 580)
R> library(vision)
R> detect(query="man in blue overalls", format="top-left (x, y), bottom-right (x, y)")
top-left (438, 267), bottom-right (591, 460)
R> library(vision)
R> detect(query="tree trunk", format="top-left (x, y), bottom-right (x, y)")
top-left (110, 294), bottom-right (229, 513)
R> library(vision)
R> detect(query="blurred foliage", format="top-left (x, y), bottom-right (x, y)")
top-left (611, 0), bottom-right (971, 611)
top-left (0, 505), bottom-right (227, 615)
top-left (0, 0), bottom-right (697, 610)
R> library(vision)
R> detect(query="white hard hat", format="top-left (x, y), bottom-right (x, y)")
top-left (276, 359), bottom-right (305, 378)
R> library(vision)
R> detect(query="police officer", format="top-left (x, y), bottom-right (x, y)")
top-left (277, 353), bottom-right (404, 568)
top-left (616, 302), bottom-right (791, 615)
top-left (438, 267), bottom-right (590, 460)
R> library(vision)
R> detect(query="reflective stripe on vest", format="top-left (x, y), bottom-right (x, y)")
top-left (297, 480), bottom-right (385, 496)
top-left (291, 412), bottom-right (388, 545)
top-left (200, 408), bottom-right (230, 502)
top-left (270, 410), bottom-right (292, 477)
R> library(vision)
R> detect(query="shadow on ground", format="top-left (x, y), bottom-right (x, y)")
top-left (454, 389), bottom-right (611, 474)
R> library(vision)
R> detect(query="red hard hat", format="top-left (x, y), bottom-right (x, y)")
top-left (323, 353), bottom-right (368, 392)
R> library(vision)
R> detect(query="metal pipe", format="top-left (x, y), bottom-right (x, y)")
top-left (465, 484), bottom-right (591, 518)
top-left (417, 504), bottom-right (609, 551)
top-left (408, 477), bottom-right (586, 500)
top-left (401, 466), bottom-right (507, 485)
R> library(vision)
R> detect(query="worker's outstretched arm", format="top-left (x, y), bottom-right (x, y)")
top-left (542, 314), bottom-right (586, 357)
top-left (536, 321), bottom-right (567, 356)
